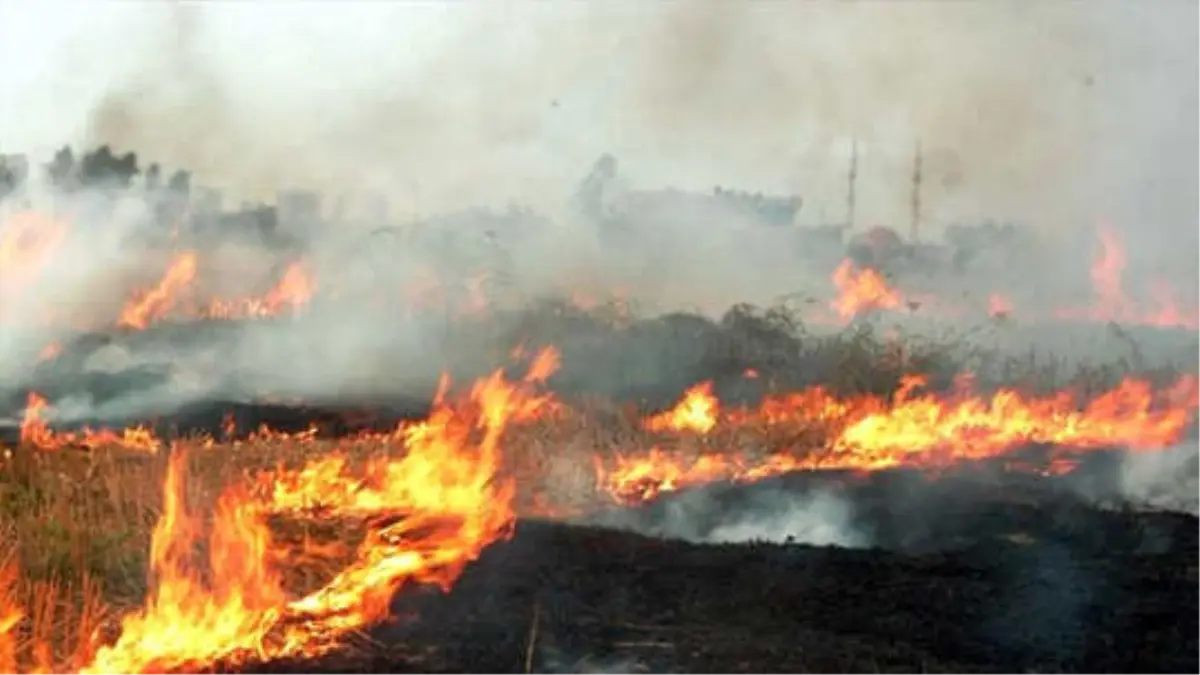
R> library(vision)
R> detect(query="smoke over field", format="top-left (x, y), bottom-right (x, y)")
top-left (0, 2), bottom-right (1196, 674)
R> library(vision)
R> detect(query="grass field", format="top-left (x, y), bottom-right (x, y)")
top-left (0, 303), bottom-right (1196, 673)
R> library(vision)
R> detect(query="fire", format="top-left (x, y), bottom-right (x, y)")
top-left (596, 373), bottom-right (1200, 505)
top-left (831, 374), bottom-right (1199, 469)
top-left (118, 255), bottom-right (317, 329)
top-left (0, 561), bottom-right (21, 674)
top-left (19, 393), bottom-right (161, 453)
top-left (202, 261), bottom-right (317, 320)
top-left (644, 382), bottom-right (719, 434)
top-left (77, 350), bottom-right (557, 673)
top-left (1056, 226), bottom-right (1198, 329)
top-left (830, 259), bottom-right (904, 321)
top-left (987, 292), bottom-right (1013, 319)
top-left (0, 210), bottom-right (70, 322)
top-left (0, 210), bottom-right (69, 286)
top-left (35, 342), bottom-right (62, 363)
top-left (118, 253), bottom-right (198, 330)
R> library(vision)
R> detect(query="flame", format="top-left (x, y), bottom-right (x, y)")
top-left (1056, 226), bottom-right (1198, 329)
top-left (987, 292), bottom-right (1013, 319)
top-left (832, 374), bottom-right (1199, 469)
top-left (597, 374), bottom-right (1199, 505)
top-left (118, 253), bottom-right (198, 330)
top-left (0, 560), bottom-right (21, 674)
top-left (0, 210), bottom-right (70, 322)
top-left (20, 393), bottom-right (161, 453)
top-left (644, 382), bottom-right (719, 434)
top-left (0, 210), bottom-right (69, 287)
top-left (830, 259), bottom-right (903, 321)
top-left (202, 262), bottom-right (316, 320)
top-left (77, 350), bottom-right (558, 673)
top-left (35, 342), bottom-right (62, 364)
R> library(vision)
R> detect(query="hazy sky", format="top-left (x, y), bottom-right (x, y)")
top-left (1, 1), bottom-right (1196, 255)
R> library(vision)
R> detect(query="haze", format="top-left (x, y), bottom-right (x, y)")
top-left (1, 1), bottom-right (1196, 269)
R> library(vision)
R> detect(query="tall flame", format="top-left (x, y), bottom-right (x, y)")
top-left (78, 350), bottom-right (557, 673)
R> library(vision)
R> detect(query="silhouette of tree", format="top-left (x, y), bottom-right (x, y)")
top-left (79, 145), bottom-right (140, 189)
top-left (46, 145), bottom-right (77, 189)
top-left (167, 169), bottom-right (191, 198)
top-left (0, 164), bottom-right (15, 202)
top-left (144, 163), bottom-right (162, 192)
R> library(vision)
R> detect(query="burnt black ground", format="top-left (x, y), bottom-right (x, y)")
top-left (9, 314), bottom-right (1197, 673)
top-left (242, 471), bottom-right (1198, 675)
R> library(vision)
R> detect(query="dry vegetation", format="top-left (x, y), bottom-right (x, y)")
top-left (0, 302), bottom-right (1196, 672)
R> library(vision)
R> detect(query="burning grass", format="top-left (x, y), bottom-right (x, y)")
top-left (0, 304), bottom-right (1197, 673)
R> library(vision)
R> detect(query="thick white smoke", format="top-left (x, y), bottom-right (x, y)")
top-left (1115, 442), bottom-right (1200, 515)
top-left (2, 2), bottom-right (1194, 234)
top-left (0, 2), bottom-right (1195, 433)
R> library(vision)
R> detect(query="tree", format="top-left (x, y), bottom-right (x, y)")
top-left (78, 145), bottom-right (140, 189)
top-left (46, 145), bottom-right (77, 189)
top-left (167, 169), bottom-right (191, 198)
top-left (144, 163), bottom-right (162, 192)
top-left (0, 164), bottom-right (14, 203)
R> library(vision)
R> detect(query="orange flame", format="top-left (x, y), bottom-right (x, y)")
top-left (202, 262), bottom-right (317, 320)
top-left (644, 382), bottom-right (719, 434)
top-left (987, 292), bottom-right (1013, 319)
top-left (597, 374), bottom-right (1199, 505)
top-left (1056, 226), bottom-right (1198, 329)
top-left (831, 259), bottom-right (903, 321)
top-left (0, 561), bottom-right (21, 674)
top-left (77, 350), bottom-right (558, 673)
top-left (118, 253), bottom-right (199, 330)
top-left (20, 393), bottom-right (162, 454)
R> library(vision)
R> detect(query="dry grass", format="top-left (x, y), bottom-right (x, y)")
top-left (0, 436), bottom-right (387, 672)
top-left (0, 405), bottom-right (819, 670)
top-left (1, 302), bottom-right (1193, 672)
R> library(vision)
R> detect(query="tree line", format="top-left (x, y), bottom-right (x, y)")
top-left (0, 144), bottom-right (192, 203)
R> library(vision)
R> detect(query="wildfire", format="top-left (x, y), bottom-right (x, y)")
top-left (596, 373), bottom-right (1200, 505)
top-left (987, 292), bottom-right (1013, 319)
top-left (644, 382), bottom-right (719, 434)
top-left (0, 209), bottom-right (70, 323)
top-left (202, 261), bottom-right (316, 320)
top-left (831, 259), bottom-right (904, 321)
top-left (0, 561), bottom-right (21, 674)
top-left (73, 349), bottom-right (557, 673)
top-left (18, 393), bottom-right (161, 453)
top-left (1056, 226), bottom-right (1199, 330)
top-left (117, 253), bottom-right (198, 330)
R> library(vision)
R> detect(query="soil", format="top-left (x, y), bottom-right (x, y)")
top-left (242, 472), bottom-right (1198, 674)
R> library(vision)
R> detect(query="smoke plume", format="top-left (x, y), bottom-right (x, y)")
top-left (0, 2), bottom-right (1195, 449)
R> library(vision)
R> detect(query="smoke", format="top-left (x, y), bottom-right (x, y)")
top-left (1115, 442), bottom-right (1200, 515)
top-left (2, 2), bottom-right (1193, 224)
top-left (0, 1), bottom-right (1195, 423)
top-left (590, 485), bottom-right (870, 549)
